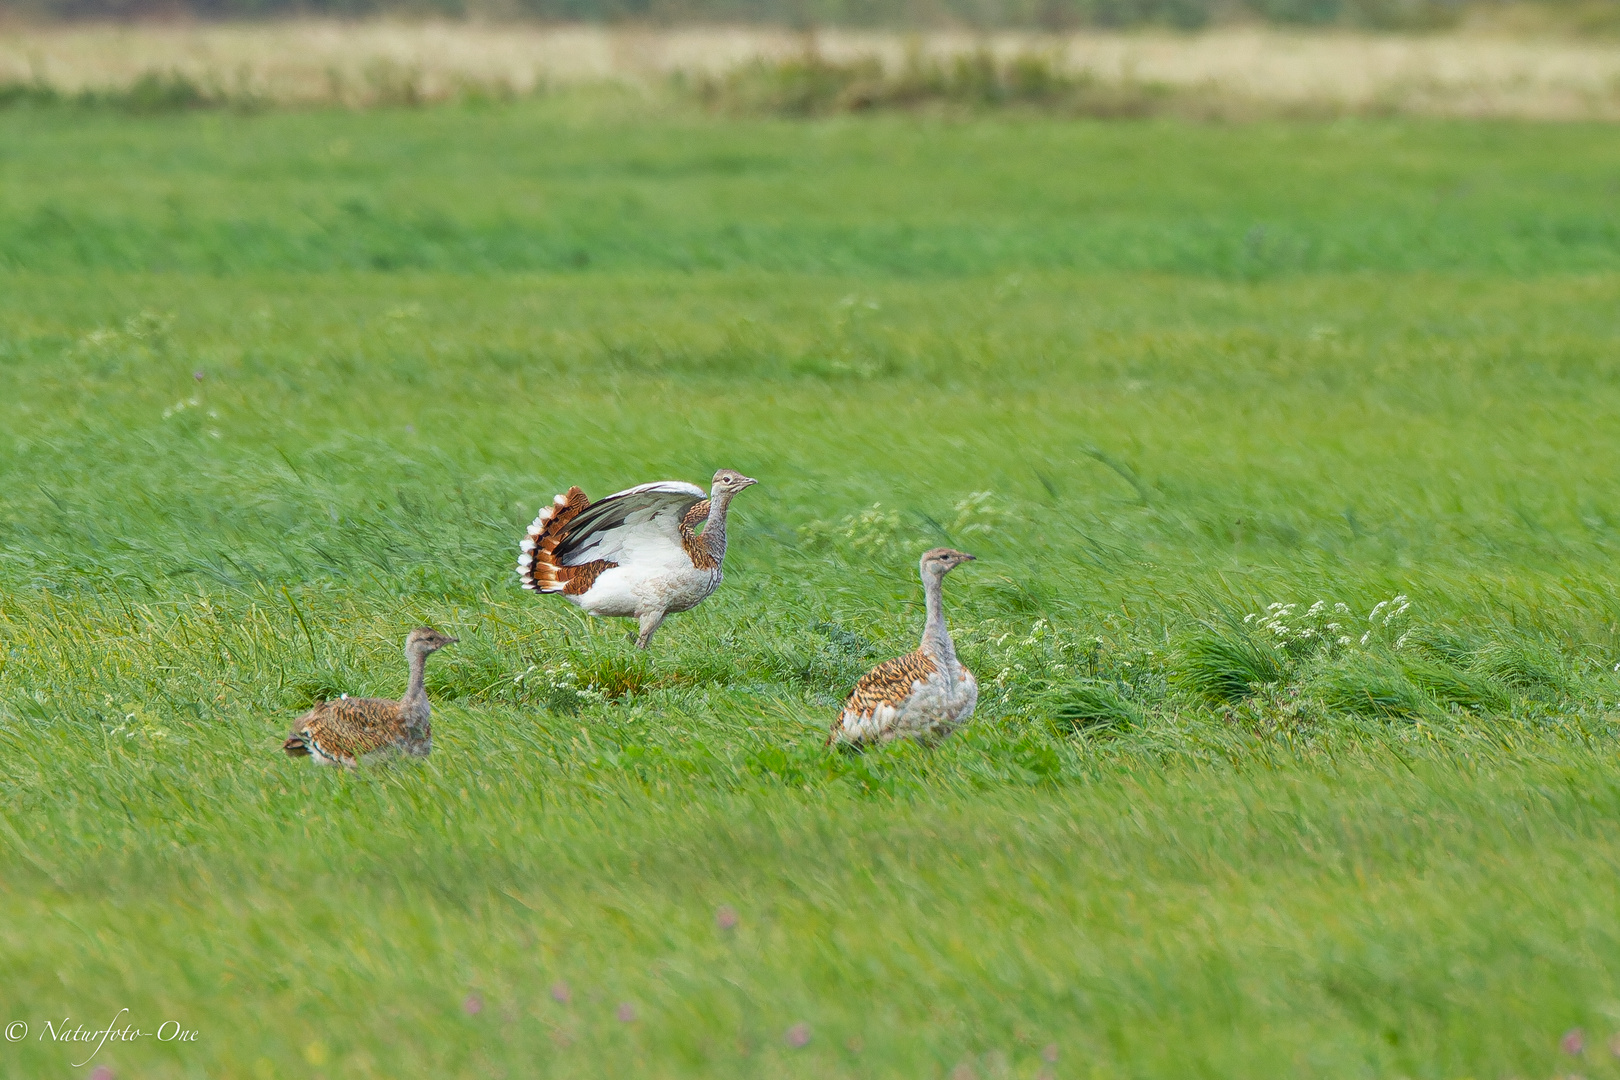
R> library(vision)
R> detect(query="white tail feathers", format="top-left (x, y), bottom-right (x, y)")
top-left (516, 487), bottom-right (589, 593)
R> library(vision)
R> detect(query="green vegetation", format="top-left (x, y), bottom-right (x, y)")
top-left (691, 53), bottom-right (1187, 118)
top-left (4, 95), bottom-right (1620, 1077)
top-left (0, 0), bottom-right (1484, 31)
top-left (0, 70), bottom-right (240, 114)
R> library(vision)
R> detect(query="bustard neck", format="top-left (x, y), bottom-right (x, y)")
top-left (403, 647), bottom-right (430, 717)
top-left (701, 489), bottom-right (737, 563)
top-left (920, 570), bottom-right (957, 666)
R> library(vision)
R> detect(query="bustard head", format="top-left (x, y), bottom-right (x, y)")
top-left (405, 627), bottom-right (458, 657)
top-left (711, 468), bottom-right (759, 496)
top-left (920, 547), bottom-right (975, 577)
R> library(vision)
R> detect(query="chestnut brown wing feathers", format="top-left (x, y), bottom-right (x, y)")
top-left (827, 650), bottom-right (940, 745)
top-left (519, 482), bottom-right (712, 595)
top-left (517, 487), bottom-right (620, 595)
top-left (284, 698), bottom-right (406, 764)
top-left (842, 650), bottom-right (938, 717)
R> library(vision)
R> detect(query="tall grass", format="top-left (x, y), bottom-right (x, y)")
top-left (0, 0), bottom-right (1491, 29)
top-left (691, 50), bottom-right (1184, 116)
top-left (3, 97), bottom-right (1620, 1076)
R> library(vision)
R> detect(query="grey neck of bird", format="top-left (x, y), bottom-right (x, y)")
top-left (920, 570), bottom-right (956, 666)
top-left (403, 647), bottom-right (429, 712)
top-left (702, 488), bottom-right (736, 562)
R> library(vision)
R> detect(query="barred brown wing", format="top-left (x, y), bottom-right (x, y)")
top-left (842, 650), bottom-right (938, 717)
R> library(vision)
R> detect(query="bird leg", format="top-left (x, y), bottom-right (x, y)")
top-left (635, 610), bottom-right (667, 650)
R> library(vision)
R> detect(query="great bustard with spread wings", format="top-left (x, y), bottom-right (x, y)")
top-left (282, 627), bottom-right (457, 766)
top-left (516, 469), bottom-right (758, 649)
top-left (829, 548), bottom-right (978, 747)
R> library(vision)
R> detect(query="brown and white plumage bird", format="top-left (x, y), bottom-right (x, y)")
top-left (516, 469), bottom-right (758, 649)
top-left (282, 627), bottom-right (456, 766)
top-left (830, 548), bottom-right (978, 747)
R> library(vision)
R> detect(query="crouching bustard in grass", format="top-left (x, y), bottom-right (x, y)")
top-left (282, 628), bottom-right (456, 766)
top-left (517, 469), bottom-right (758, 649)
top-left (829, 548), bottom-right (978, 747)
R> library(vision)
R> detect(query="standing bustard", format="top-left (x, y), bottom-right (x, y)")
top-left (282, 627), bottom-right (457, 766)
top-left (829, 548), bottom-right (978, 747)
top-left (517, 469), bottom-right (758, 649)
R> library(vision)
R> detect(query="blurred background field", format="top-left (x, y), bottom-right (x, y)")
top-left (8, 0), bottom-right (1620, 33)
top-left (4, 19), bottom-right (1620, 1080)
top-left (7, 21), bottom-right (1620, 116)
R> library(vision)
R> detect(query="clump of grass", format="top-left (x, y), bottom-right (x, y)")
top-left (1178, 618), bottom-right (1287, 703)
top-left (0, 66), bottom-right (527, 114)
top-left (0, 71), bottom-right (232, 114)
top-left (1472, 637), bottom-right (1572, 697)
top-left (1300, 641), bottom-right (1515, 723)
top-left (1393, 624), bottom-right (1569, 703)
top-left (1034, 677), bottom-right (1142, 732)
top-left (1312, 657), bottom-right (1439, 720)
top-left (0, 81), bottom-right (60, 109)
top-left (118, 70), bottom-right (221, 113)
top-left (1181, 596), bottom-right (1558, 722)
top-left (1400, 658), bottom-right (1511, 714)
top-left (573, 651), bottom-right (667, 700)
top-left (692, 50), bottom-right (1175, 118)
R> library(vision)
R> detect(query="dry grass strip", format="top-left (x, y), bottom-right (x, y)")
top-left (2, 21), bottom-right (1619, 116)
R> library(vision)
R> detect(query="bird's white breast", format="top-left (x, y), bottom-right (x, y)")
top-left (568, 559), bottom-right (721, 618)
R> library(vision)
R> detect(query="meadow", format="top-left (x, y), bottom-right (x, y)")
top-left (4, 89), bottom-right (1620, 1078)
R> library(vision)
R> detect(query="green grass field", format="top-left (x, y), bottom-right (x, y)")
top-left (5, 92), bottom-right (1620, 1078)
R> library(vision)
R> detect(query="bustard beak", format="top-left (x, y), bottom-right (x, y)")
top-left (740, 475), bottom-right (759, 487)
